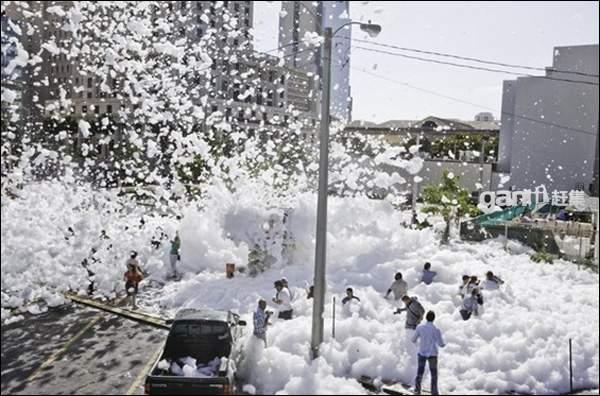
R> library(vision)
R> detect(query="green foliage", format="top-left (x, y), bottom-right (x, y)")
top-left (530, 249), bottom-right (555, 264)
top-left (421, 170), bottom-right (481, 243)
top-left (430, 134), bottom-right (498, 161)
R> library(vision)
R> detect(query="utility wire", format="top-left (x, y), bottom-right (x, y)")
top-left (340, 36), bottom-right (600, 78)
top-left (352, 66), bottom-right (599, 138)
top-left (353, 46), bottom-right (599, 87)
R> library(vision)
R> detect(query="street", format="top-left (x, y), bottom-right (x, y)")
top-left (1, 305), bottom-right (167, 395)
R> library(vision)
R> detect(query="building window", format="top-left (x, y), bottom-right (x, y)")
top-left (280, 74), bottom-right (286, 85)
top-left (82, 105), bottom-right (87, 113)
top-left (94, 105), bottom-right (100, 114)
top-left (87, 77), bottom-right (92, 88)
top-left (234, 3), bottom-right (240, 11)
top-left (269, 71), bottom-right (275, 82)
top-left (107, 105), bottom-right (113, 114)
top-left (87, 92), bottom-right (92, 98)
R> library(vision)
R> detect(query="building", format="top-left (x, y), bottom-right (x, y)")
top-left (3, 1), bottom-right (318, 144)
top-left (345, 115), bottom-right (500, 195)
top-left (497, 44), bottom-right (599, 196)
top-left (1, 13), bottom-right (25, 122)
top-left (279, 1), bottom-right (352, 122)
top-left (1, 3), bottom-right (47, 128)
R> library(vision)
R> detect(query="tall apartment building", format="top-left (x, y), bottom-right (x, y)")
top-left (279, 1), bottom-right (352, 122)
top-left (1, 13), bottom-right (25, 122)
top-left (3, 1), bottom-right (318, 145)
top-left (497, 44), bottom-right (599, 196)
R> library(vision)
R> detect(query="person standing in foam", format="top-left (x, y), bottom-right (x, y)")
top-left (272, 280), bottom-right (293, 320)
top-left (253, 299), bottom-right (272, 347)
top-left (421, 262), bottom-right (437, 285)
top-left (412, 311), bottom-right (446, 395)
top-left (396, 295), bottom-right (425, 381)
top-left (482, 271), bottom-right (504, 290)
top-left (385, 272), bottom-right (408, 307)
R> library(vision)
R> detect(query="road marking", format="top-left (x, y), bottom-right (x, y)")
top-left (126, 345), bottom-right (164, 395)
top-left (25, 315), bottom-right (103, 383)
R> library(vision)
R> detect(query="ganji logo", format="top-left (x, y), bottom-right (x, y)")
top-left (478, 186), bottom-right (588, 214)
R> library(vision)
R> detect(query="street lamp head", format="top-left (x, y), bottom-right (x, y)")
top-left (360, 21), bottom-right (382, 38)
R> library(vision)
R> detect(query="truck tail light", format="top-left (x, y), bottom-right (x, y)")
top-left (144, 383), bottom-right (150, 395)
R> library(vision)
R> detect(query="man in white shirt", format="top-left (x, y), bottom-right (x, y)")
top-left (273, 280), bottom-right (293, 320)
top-left (460, 289), bottom-right (480, 320)
top-left (411, 311), bottom-right (446, 395)
top-left (385, 272), bottom-right (408, 302)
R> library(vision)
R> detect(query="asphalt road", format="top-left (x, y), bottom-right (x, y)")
top-left (1, 305), bottom-right (167, 395)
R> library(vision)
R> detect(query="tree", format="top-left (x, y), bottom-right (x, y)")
top-left (421, 170), bottom-right (480, 244)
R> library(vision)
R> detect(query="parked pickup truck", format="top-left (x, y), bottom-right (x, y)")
top-left (145, 308), bottom-right (246, 395)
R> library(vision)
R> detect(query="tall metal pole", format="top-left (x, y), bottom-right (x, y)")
top-left (311, 27), bottom-right (332, 360)
top-left (594, 211), bottom-right (599, 263)
top-left (411, 134), bottom-right (421, 225)
top-left (479, 139), bottom-right (486, 190)
top-left (569, 338), bottom-right (573, 393)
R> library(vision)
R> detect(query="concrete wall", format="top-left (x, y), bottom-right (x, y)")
top-left (377, 159), bottom-right (493, 196)
top-left (499, 45), bottom-right (599, 195)
top-left (417, 160), bottom-right (493, 194)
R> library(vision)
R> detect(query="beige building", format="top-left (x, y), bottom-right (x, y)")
top-left (4, 1), bottom-right (317, 140)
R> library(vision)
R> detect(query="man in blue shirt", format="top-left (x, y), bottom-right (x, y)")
top-left (411, 311), bottom-right (446, 395)
top-left (421, 262), bottom-right (437, 285)
top-left (253, 299), bottom-right (272, 347)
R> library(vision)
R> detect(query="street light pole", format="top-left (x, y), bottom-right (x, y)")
top-left (310, 21), bottom-right (381, 360)
top-left (311, 27), bottom-right (332, 360)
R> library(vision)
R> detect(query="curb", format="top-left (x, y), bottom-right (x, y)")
top-left (65, 292), bottom-right (170, 330)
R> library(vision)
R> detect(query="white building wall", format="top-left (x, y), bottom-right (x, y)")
top-left (499, 45), bottom-right (599, 195)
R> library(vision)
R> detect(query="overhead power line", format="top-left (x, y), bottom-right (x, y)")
top-left (352, 45), bottom-right (599, 87)
top-left (340, 36), bottom-right (600, 79)
top-left (352, 66), bottom-right (599, 138)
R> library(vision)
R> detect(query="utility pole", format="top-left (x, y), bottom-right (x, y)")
top-left (479, 139), bottom-right (486, 190)
top-left (310, 21), bottom-right (381, 360)
top-left (311, 27), bottom-right (332, 360)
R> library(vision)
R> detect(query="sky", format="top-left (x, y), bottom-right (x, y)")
top-left (253, 1), bottom-right (599, 123)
